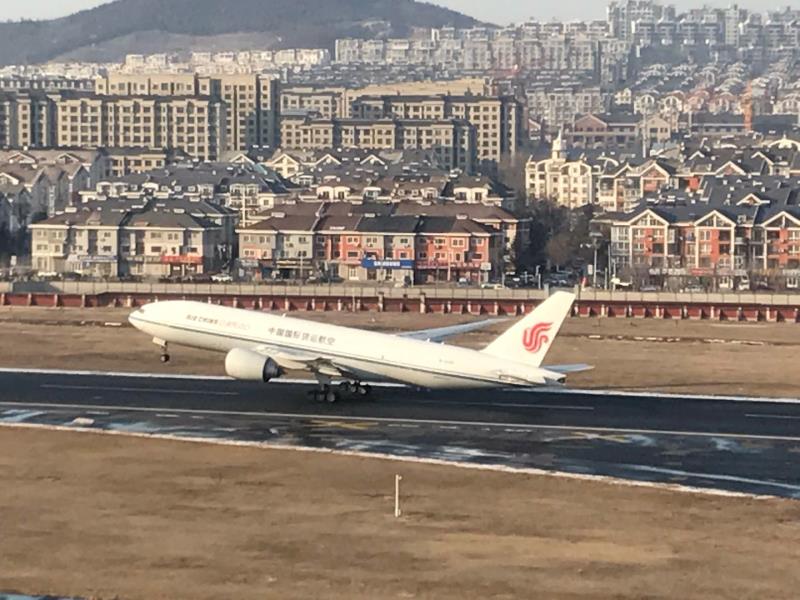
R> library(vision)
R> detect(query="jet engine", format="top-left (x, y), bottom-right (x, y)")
top-left (225, 348), bottom-right (283, 382)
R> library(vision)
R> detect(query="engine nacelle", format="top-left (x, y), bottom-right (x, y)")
top-left (225, 348), bottom-right (282, 382)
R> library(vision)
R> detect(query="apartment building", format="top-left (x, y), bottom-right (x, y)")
top-left (103, 148), bottom-right (192, 177)
top-left (525, 136), bottom-right (598, 208)
top-left (237, 210), bottom-right (503, 284)
top-left (30, 204), bottom-right (127, 277)
top-left (566, 112), bottom-right (672, 151)
top-left (335, 25), bottom-right (630, 85)
top-left (81, 162), bottom-right (290, 229)
top-left (30, 199), bottom-right (234, 278)
top-left (238, 214), bottom-right (319, 279)
top-left (55, 93), bottom-right (227, 161)
top-left (279, 87), bottom-right (348, 119)
top-left (598, 176), bottom-right (800, 289)
top-left (279, 115), bottom-right (476, 172)
top-left (96, 73), bottom-right (280, 151)
top-left (0, 91), bottom-right (60, 148)
top-left (0, 148), bottom-right (106, 189)
top-left (349, 94), bottom-right (523, 163)
top-left (526, 84), bottom-right (608, 133)
top-left (120, 207), bottom-right (226, 278)
top-left (596, 158), bottom-right (676, 212)
top-left (0, 76), bottom-right (93, 93)
top-left (0, 184), bottom-right (32, 253)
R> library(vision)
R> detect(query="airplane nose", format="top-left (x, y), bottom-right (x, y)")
top-left (128, 309), bottom-right (143, 328)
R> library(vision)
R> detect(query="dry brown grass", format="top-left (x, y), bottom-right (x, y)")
top-left (1, 427), bottom-right (799, 600)
top-left (1, 306), bottom-right (798, 397)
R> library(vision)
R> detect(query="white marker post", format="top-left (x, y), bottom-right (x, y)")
top-left (394, 474), bottom-right (403, 518)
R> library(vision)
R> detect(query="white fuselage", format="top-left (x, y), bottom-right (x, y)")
top-left (129, 301), bottom-right (561, 389)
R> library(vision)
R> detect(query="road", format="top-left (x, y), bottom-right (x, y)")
top-left (2, 369), bottom-right (800, 498)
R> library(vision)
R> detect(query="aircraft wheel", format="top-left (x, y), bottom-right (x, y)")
top-left (361, 384), bottom-right (372, 397)
top-left (339, 381), bottom-right (352, 394)
top-left (325, 390), bottom-right (338, 403)
top-left (160, 353), bottom-right (171, 364)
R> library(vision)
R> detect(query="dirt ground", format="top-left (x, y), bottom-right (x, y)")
top-left (1, 427), bottom-right (799, 600)
top-left (1, 306), bottom-right (799, 397)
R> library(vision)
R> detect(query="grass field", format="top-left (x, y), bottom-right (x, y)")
top-left (1, 306), bottom-right (798, 397)
top-left (1, 427), bottom-right (799, 600)
top-left (2, 308), bottom-right (800, 598)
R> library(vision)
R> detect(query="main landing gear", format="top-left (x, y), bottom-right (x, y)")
top-left (311, 380), bottom-right (373, 403)
top-left (312, 385), bottom-right (338, 404)
top-left (338, 381), bottom-right (372, 398)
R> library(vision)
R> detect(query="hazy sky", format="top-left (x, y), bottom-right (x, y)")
top-left (2, 0), bottom-right (800, 24)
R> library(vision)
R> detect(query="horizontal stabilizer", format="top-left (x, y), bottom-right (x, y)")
top-left (546, 364), bottom-right (594, 374)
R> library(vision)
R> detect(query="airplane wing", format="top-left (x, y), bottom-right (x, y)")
top-left (399, 318), bottom-right (506, 343)
top-left (254, 344), bottom-right (347, 378)
top-left (545, 364), bottom-right (594, 374)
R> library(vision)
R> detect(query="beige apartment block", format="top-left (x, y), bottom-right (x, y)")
top-left (349, 94), bottom-right (522, 163)
top-left (97, 73), bottom-right (280, 151)
top-left (55, 93), bottom-right (226, 162)
top-left (280, 87), bottom-right (348, 119)
top-left (0, 91), bottom-right (59, 148)
top-left (279, 116), bottom-right (475, 171)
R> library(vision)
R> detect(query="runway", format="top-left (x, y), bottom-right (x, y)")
top-left (2, 369), bottom-right (800, 499)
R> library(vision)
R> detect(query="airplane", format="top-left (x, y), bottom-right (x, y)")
top-left (128, 291), bottom-right (590, 402)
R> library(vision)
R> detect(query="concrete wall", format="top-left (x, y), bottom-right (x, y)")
top-left (8, 281), bottom-right (800, 306)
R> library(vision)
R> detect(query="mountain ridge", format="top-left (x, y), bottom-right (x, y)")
top-left (0, 0), bottom-right (482, 66)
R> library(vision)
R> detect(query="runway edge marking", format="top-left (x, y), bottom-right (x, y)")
top-left (0, 421), bottom-right (781, 502)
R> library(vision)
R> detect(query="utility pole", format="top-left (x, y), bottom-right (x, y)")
top-left (394, 474), bottom-right (403, 518)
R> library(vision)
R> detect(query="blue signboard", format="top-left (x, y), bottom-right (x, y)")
top-left (361, 258), bottom-right (415, 269)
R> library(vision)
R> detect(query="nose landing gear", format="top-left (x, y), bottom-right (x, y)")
top-left (154, 338), bottom-right (170, 363)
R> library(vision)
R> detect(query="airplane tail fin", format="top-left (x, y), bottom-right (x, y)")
top-left (481, 291), bottom-right (575, 367)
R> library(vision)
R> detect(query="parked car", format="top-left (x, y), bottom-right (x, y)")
top-left (545, 276), bottom-right (572, 288)
top-left (211, 273), bottom-right (234, 283)
top-left (753, 280), bottom-right (774, 291)
top-left (610, 277), bottom-right (633, 290)
top-left (682, 284), bottom-right (706, 293)
top-left (187, 274), bottom-right (213, 283)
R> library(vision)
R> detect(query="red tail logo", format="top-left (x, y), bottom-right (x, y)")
top-left (522, 322), bottom-right (553, 353)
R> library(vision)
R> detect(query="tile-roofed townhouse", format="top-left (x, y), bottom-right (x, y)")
top-left (236, 214), bottom-right (320, 280)
top-left (119, 207), bottom-right (225, 279)
top-left (415, 215), bottom-right (503, 284)
top-left (29, 203), bottom-right (127, 277)
top-left (596, 175), bottom-right (800, 290)
top-left (0, 183), bottom-right (32, 254)
top-left (349, 215), bottom-right (420, 283)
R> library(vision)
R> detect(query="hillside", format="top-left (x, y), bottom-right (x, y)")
top-left (0, 0), bottom-right (480, 66)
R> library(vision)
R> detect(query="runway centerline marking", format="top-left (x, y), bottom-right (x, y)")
top-left (4, 400), bottom-right (800, 443)
top-left (408, 399), bottom-right (594, 411)
top-left (40, 384), bottom-right (238, 397)
top-left (746, 414), bottom-right (800, 421)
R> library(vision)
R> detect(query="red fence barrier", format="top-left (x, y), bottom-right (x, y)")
top-left (2, 292), bottom-right (800, 322)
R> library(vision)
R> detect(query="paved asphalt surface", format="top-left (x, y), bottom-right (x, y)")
top-left (1, 370), bottom-right (800, 498)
